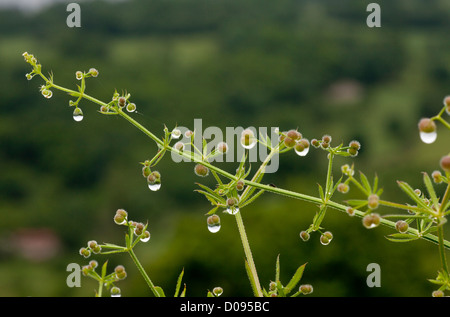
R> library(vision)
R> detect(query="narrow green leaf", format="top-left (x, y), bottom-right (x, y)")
top-left (385, 233), bottom-right (419, 243)
top-left (284, 263), bottom-right (307, 294)
top-left (207, 291), bottom-right (214, 297)
top-left (373, 174), bottom-right (379, 193)
top-left (275, 254), bottom-right (281, 283)
top-left (262, 287), bottom-right (269, 297)
top-left (154, 286), bottom-right (166, 297)
top-left (239, 189), bottom-right (265, 208)
top-left (317, 183), bottom-right (324, 202)
top-left (205, 205), bottom-right (219, 215)
top-left (180, 284), bottom-right (186, 297)
top-left (359, 171), bottom-right (372, 194)
top-left (397, 181), bottom-right (430, 210)
top-left (174, 268), bottom-right (184, 297)
top-left (101, 260), bottom-right (108, 279)
top-left (345, 199), bottom-right (368, 207)
top-left (423, 172), bottom-right (439, 210)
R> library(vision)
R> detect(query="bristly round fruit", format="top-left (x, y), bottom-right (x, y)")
top-left (194, 163), bottom-right (209, 177)
top-left (418, 118), bottom-right (436, 133)
top-left (440, 155), bottom-right (450, 173)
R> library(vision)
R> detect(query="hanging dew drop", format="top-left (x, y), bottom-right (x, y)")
top-left (148, 183), bottom-right (161, 191)
top-left (226, 207), bottom-right (240, 215)
top-left (295, 146), bottom-right (309, 156)
top-left (208, 223), bottom-right (221, 233)
top-left (73, 108), bottom-right (84, 122)
top-left (419, 131), bottom-right (437, 144)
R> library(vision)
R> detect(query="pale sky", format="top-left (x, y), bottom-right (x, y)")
top-left (0, 0), bottom-right (127, 13)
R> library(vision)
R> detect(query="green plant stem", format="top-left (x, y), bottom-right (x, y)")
top-left (127, 247), bottom-right (160, 297)
top-left (43, 79), bottom-right (450, 251)
top-left (235, 212), bottom-right (263, 297)
top-left (437, 225), bottom-right (449, 276)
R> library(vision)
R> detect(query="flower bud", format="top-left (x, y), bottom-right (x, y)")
top-left (440, 155), bottom-right (450, 173)
top-left (194, 164), bottom-right (209, 177)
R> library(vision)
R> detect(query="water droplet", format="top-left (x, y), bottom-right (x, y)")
top-left (208, 223), bottom-right (221, 233)
top-left (172, 128), bottom-right (181, 139)
top-left (126, 103), bottom-right (136, 112)
top-left (140, 231), bottom-right (150, 242)
top-left (148, 183), bottom-right (161, 191)
top-left (295, 146), bottom-right (309, 156)
top-left (73, 108), bottom-right (84, 122)
top-left (420, 131), bottom-right (437, 144)
top-left (226, 207), bottom-right (240, 215)
top-left (241, 139), bottom-right (256, 150)
top-left (111, 294), bottom-right (121, 297)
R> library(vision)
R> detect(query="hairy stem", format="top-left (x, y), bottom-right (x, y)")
top-left (128, 247), bottom-right (160, 297)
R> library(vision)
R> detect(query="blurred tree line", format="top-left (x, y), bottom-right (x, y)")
top-left (0, 0), bottom-right (449, 296)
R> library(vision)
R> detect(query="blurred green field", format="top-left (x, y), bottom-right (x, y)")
top-left (0, 0), bottom-right (449, 297)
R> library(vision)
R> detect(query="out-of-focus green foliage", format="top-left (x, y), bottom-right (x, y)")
top-left (0, 0), bottom-right (449, 296)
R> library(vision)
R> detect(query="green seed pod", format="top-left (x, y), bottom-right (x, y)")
top-left (89, 260), bottom-right (98, 269)
top-left (142, 166), bottom-right (151, 178)
top-left (87, 240), bottom-right (98, 249)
